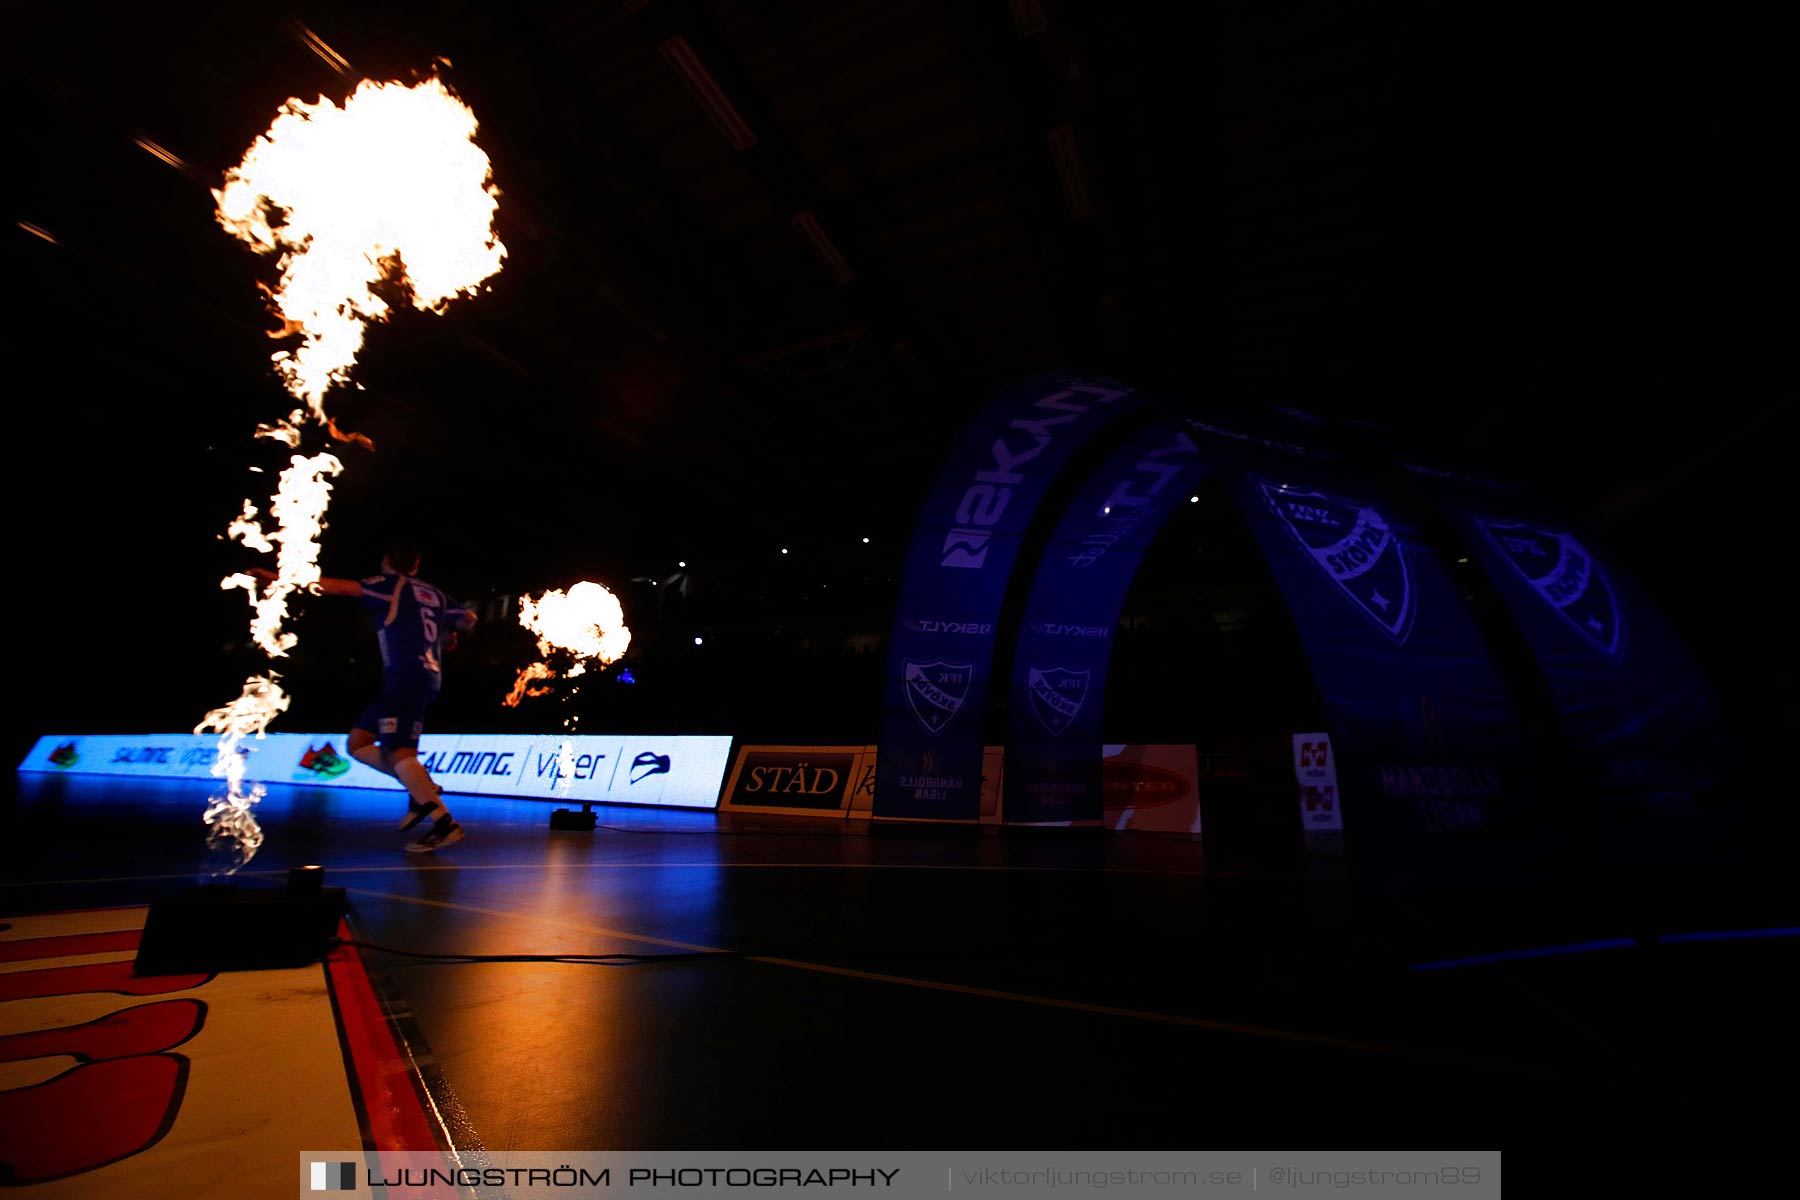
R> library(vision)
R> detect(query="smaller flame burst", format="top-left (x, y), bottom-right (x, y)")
top-left (508, 582), bottom-right (629, 797)
top-left (504, 582), bottom-right (632, 707)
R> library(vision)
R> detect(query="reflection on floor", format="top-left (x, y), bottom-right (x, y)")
top-left (4, 771), bottom-right (1795, 1164)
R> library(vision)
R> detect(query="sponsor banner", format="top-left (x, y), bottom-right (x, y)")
top-left (15, 733), bottom-right (326, 782)
top-left (424, 735), bottom-right (731, 809)
top-left (877, 372), bottom-right (1145, 820)
top-left (734, 745), bottom-right (1185, 828)
top-left (1191, 413), bottom-right (1542, 891)
top-left (1005, 422), bottom-right (1210, 823)
top-left (1292, 733), bottom-right (1343, 831)
top-left (1102, 744), bottom-right (1201, 834)
top-left (19, 734), bottom-right (733, 810)
top-left (847, 745), bottom-right (880, 816)
top-left (868, 746), bottom-right (1004, 824)
top-left (835, 745), bottom-right (1008, 823)
top-left (722, 746), bottom-right (862, 816)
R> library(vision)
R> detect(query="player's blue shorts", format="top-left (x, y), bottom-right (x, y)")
top-left (354, 672), bottom-right (442, 750)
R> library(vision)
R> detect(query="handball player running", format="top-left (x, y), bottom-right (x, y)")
top-left (251, 538), bottom-right (476, 852)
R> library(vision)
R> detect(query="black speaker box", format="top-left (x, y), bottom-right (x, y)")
top-left (134, 884), bottom-right (347, 975)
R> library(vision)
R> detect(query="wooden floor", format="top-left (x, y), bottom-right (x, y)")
top-left (3, 769), bottom-right (1794, 1190)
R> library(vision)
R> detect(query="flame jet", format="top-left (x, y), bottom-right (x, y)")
top-left (203, 74), bottom-right (507, 870)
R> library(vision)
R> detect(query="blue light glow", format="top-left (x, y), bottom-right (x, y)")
top-left (1409, 926), bottom-right (1800, 970)
top-left (1656, 927), bottom-right (1800, 944)
top-left (1408, 938), bottom-right (1636, 971)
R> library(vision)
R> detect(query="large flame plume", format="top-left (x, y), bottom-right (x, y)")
top-left (214, 76), bottom-right (506, 419)
top-left (504, 582), bottom-right (632, 706)
top-left (200, 74), bottom-right (507, 870)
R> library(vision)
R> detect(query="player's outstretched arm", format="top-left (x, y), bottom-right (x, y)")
top-left (244, 568), bottom-right (362, 598)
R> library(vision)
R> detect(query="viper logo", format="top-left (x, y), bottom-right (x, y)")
top-left (48, 742), bottom-right (79, 769)
top-left (630, 751), bottom-right (672, 784)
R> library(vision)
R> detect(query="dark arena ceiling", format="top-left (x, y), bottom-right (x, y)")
top-left (5, 1), bottom-right (1785, 738)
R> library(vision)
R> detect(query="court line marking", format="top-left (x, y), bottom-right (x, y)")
top-left (0, 951), bottom-right (139, 976)
top-left (344, 887), bottom-right (1537, 1073)
top-left (1, 861), bottom-right (1220, 888)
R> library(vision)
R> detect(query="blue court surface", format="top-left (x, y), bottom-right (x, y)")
top-left (4, 769), bottom-right (1794, 1157)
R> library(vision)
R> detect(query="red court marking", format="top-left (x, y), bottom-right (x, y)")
top-left (0, 999), bottom-right (205, 1064)
top-left (0, 1054), bottom-right (185, 1184)
top-left (0, 961), bottom-right (209, 1003)
top-left (326, 922), bottom-right (441, 1153)
top-left (0, 904), bottom-right (147, 920)
top-left (0, 930), bottom-right (142, 963)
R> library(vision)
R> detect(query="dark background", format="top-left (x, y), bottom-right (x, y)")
top-left (4, 2), bottom-right (1787, 775)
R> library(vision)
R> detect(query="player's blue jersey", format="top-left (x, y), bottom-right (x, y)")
top-left (358, 574), bottom-right (471, 679)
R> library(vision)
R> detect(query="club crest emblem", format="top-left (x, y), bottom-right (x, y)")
top-left (1264, 482), bottom-right (1416, 643)
top-left (1475, 517), bottom-right (1621, 655)
top-left (903, 659), bottom-right (974, 735)
top-left (1026, 667), bottom-right (1090, 736)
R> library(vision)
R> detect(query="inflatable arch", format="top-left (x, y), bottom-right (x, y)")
top-left (876, 374), bottom-right (1732, 886)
